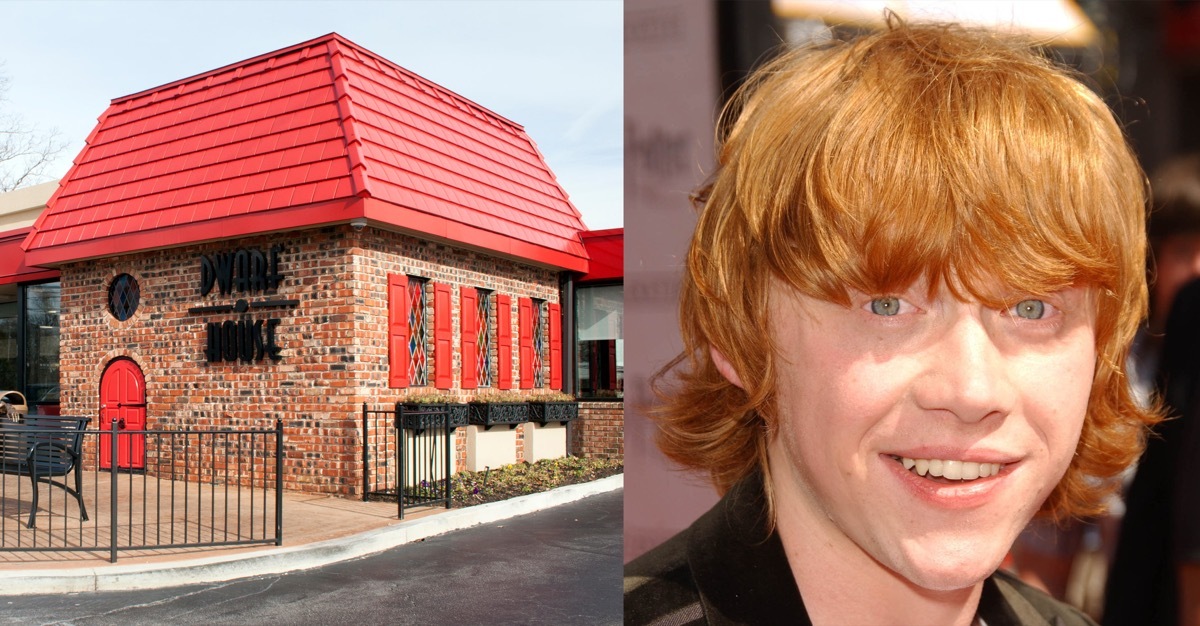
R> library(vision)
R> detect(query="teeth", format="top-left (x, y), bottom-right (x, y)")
top-left (896, 456), bottom-right (1003, 481)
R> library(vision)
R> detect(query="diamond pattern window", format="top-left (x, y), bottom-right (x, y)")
top-left (108, 274), bottom-right (140, 322)
top-left (533, 299), bottom-right (546, 387)
top-left (408, 277), bottom-right (429, 386)
top-left (477, 290), bottom-right (493, 387)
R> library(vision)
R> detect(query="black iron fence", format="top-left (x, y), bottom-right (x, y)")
top-left (0, 418), bottom-right (283, 562)
top-left (361, 403), bottom-right (453, 518)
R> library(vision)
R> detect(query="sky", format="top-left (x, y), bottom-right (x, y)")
top-left (0, 0), bottom-right (622, 229)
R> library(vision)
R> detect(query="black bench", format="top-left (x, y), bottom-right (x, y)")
top-left (0, 416), bottom-right (90, 528)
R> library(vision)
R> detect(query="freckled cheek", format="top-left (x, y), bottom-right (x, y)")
top-left (775, 346), bottom-right (902, 447)
top-left (1018, 348), bottom-right (1095, 453)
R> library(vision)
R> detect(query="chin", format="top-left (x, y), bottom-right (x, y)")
top-left (889, 537), bottom-right (1010, 593)
top-left (899, 562), bottom-right (995, 593)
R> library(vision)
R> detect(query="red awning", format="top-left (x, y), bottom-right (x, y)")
top-left (0, 228), bottom-right (58, 285)
top-left (25, 33), bottom-right (589, 273)
top-left (580, 228), bottom-right (622, 282)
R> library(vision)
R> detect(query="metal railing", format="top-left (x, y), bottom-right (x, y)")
top-left (0, 419), bottom-right (283, 562)
top-left (362, 403), bottom-right (453, 518)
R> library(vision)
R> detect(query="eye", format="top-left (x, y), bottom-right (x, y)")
top-left (868, 296), bottom-right (902, 316)
top-left (1011, 299), bottom-right (1048, 320)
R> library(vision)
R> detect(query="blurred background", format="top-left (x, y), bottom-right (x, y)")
top-left (625, 0), bottom-right (1200, 617)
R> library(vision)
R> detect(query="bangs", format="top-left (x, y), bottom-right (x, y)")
top-left (734, 30), bottom-right (1141, 308)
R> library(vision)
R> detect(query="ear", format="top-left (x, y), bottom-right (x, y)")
top-left (710, 346), bottom-right (745, 390)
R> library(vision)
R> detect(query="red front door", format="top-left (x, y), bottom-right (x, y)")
top-left (99, 358), bottom-right (146, 470)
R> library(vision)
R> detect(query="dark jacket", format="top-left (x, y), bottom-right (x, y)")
top-left (625, 473), bottom-right (1096, 626)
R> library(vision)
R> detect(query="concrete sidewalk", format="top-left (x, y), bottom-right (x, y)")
top-left (0, 474), bottom-right (623, 595)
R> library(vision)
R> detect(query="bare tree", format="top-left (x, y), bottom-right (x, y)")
top-left (0, 69), bottom-right (66, 192)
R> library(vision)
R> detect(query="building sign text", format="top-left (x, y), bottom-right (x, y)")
top-left (190, 244), bottom-right (295, 364)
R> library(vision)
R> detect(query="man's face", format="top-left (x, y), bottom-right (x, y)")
top-left (757, 279), bottom-right (1095, 591)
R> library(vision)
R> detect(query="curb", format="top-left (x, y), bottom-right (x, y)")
top-left (0, 474), bottom-right (624, 595)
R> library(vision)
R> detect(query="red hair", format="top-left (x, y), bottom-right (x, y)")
top-left (654, 20), bottom-right (1160, 521)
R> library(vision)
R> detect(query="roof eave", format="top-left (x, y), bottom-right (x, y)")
top-left (23, 196), bottom-right (589, 274)
top-left (361, 198), bottom-right (588, 273)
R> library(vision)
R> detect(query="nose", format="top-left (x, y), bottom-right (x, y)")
top-left (912, 308), bottom-right (1014, 423)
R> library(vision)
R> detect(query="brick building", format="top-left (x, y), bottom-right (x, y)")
top-left (0, 34), bottom-right (623, 495)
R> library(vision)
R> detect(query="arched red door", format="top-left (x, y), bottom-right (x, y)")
top-left (99, 359), bottom-right (146, 470)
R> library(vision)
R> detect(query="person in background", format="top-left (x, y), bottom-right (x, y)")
top-left (1104, 154), bottom-right (1200, 626)
top-left (624, 17), bottom-right (1161, 626)
top-left (1005, 158), bottom-right (1200, 615)
top-left (1133, 154), bottom-right (1200, 406)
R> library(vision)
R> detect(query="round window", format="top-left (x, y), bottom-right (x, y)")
top-left (108, 274), bottom-right (140, 321)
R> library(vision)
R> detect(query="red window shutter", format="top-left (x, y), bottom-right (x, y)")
top-left (387, 274), bottom-right (409, 389)
top-left (496, 294), bottom-right (513, 390)
top-left (518, 297), bottom-right (534, 389)
top-left (433, 283), bottom-right (452, 389)
top-left (460, 287), bottom-right (478, 390)
top-left (548, 302), bottom-right (562, 390)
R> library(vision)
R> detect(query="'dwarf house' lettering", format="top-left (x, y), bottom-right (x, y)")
top-left (196, 243), bottom-right (290, 364)
top-left (205, 319), bottom-right (283, 363)
top-left (199, 244), bottom-right (284, 296)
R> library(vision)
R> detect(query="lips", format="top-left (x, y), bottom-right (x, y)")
top-left (884, 451), bottom-right (1016, 509)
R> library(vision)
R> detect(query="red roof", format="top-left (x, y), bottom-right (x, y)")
top-left (24, 33), bottom-right (589, 272)
top-left (579, 228), bottom-right (622, 282)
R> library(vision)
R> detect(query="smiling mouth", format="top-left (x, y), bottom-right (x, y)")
top-left (890, 455), bottom-right (1005, 483)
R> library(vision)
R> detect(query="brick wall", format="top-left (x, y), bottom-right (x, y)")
top-left (351, 227), bottom-right (559, 398)
top-left (570, 401), bottom-right (623, 459)
top-left (60, 224), bottom-right (563, 495)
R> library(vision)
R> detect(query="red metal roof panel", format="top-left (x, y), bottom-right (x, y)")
top-left (24, 33), bottom-right (589, 272)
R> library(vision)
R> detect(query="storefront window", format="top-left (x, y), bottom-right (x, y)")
top-left (25, 283), bottom-right (60, 408)
top-left (0, 285), bottom-right (16, 393)
top-left (575, 284), bottom-right (623, 399)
